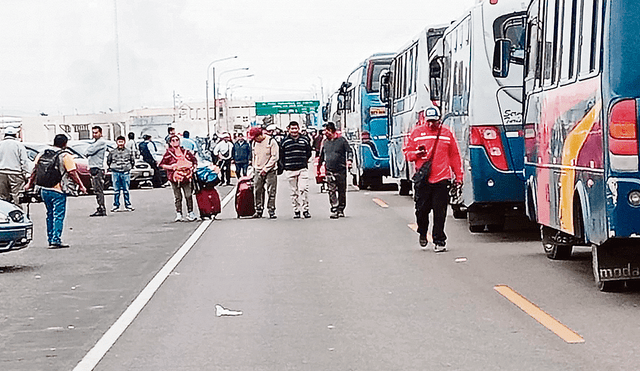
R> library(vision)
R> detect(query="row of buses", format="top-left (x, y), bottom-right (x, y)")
top-left (329, 0), bottom-right (640, 291)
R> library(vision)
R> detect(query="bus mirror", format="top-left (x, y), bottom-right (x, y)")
top-left (379, 70), bottom-right (390, 104)
top-left (322, 106), bottom-right (329, 121)
top-left (492, 39), bottom-right (511, 78)
top-left (337, 95), bottom-right (344, 111)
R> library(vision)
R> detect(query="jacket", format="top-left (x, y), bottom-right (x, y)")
top-left (252, 135), bottom-right (279, 173)
top-left (0, 137), bottom-right (31, 176)
top-left (86, 138), bottom-right (108, 169)
top-left (319, 136), bottom-right (352, 173)
top-left (107, 147), bottom-right (135, 173)
top-left (158, 147), bottom-right (197, 181)
top-left (213, 140), bottom-right (234, 161)
top-left (403, 122), bottom-right (463, 184)
top-left (232, 140), bottom-right (252, 164)
top-left (280, 134), bottom-right (312, 171)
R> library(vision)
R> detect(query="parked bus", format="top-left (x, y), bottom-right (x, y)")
top-left (422, 0), bottom-right (528, 232)
top-left (494, 0), bottom-right (640, 290)
top-left (335, 53), bottom-right (395, 189)
top-left (379, 26), bottom-right (446, 196)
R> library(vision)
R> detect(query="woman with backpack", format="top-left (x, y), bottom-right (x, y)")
top-left (159, 135), bottom-right (198, 222)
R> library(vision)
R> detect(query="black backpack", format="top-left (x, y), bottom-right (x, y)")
top-left (35, 149), bottom-right (64, 188)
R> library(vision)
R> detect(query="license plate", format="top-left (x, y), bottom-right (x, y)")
top-left (143, 171), bottom-right (150, 177)
top-left (26, 227), bottom-right (32, 241)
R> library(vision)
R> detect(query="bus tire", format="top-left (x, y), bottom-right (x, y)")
top-left (487, 223), bottom-right (504, 232)
top-left (541, 226), bottom-right (572, 260)
top-left (469, 224), bottom-right (485, 233)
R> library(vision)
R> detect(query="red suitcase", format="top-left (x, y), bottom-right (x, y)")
top-left (235, 176), bottom-right (255, 217)
top-left (195, 188), bottom-right (221, 219)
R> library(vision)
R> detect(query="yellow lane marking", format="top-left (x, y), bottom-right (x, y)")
top-left (494, 285), bottom-right (584, 344)
top-left (372, 198), bottom-right (389, 208)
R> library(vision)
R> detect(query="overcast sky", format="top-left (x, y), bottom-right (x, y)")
top-left (0, 0), bottom-right (476, 116)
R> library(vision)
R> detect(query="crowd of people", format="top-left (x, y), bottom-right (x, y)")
top-left (0, 107), bottom-right (462, 253)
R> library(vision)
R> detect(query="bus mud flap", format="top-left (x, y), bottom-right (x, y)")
top-left (592, 243), bottom-right (640, 287)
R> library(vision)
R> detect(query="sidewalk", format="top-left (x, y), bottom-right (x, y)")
top-left (0, 185), bottom-right (234, 371)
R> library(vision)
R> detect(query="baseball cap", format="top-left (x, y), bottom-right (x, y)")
top-left (424, 107), bottom-right (440, 121)
top-left (266, 124), bottom-right (277, 132)
top-left (248, 127), bottom-right (263, 140)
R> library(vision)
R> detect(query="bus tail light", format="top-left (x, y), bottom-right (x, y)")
top-left (369, 106), bottom-right (387, 117)
top-left (470, 126), bottom-right (509, 171)
top-left (609, 99), bottom-right (638, 156)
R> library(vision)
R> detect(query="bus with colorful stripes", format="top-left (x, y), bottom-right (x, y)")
top-left (494, 0), bottom-right (640, 290)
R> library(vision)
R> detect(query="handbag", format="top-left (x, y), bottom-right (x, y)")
top-left (411, 125), bottom-right (442, 186)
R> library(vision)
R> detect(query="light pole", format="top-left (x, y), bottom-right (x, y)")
top-left (222, 74), bottom-right (254, 132)
top-left (206, 56), bottom-right (237, 137)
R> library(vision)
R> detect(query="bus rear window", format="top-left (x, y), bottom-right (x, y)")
top-left (367, 62), bottom-right (390, 93)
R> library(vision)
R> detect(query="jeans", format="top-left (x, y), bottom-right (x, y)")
top-left (254, 169), bottom-right (277, 213)
top-left (112, 171), bottom-right (132, 208)
top-left (90, 168), bottom-right (105, 211)
top-left (414, 180), bottom-right (450, 246)
top-left (285, 168), bottom-right (309, 213)
top-left (171, 181), bottom-right (193, 214)
top-left (41, 188), bottom-right (67, 245)
top-left (326, 170), bottom-right (347, 213)
top-left (235, 163), bottom-right (249, 178)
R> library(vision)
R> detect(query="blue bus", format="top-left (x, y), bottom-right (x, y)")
top-left (334, 53), bottom-right (395, 189)
top-left (495, 0), bottom-right (640, 290)
top-left (429, 0), bottom-right (527, 232)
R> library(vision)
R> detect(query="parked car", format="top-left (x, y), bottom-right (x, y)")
top-left (0, 199), bottom-right (33, 253)
top-left (23, 142), bottom-right (92, 192)
top-left (136, 139), bottom-right (169, 185)
top-left (67, 140), bottom-right (154, 189)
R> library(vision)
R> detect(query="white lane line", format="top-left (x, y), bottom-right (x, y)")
top-left (74, 189), bottom-right (235, 371)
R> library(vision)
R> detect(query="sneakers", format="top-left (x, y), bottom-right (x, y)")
top-left (90, 209), bottom-right (107, 217)
top-left (269, 212), bottom-right (277, 219)
top-left (419, 234), bottom-right (428, 250)
top-left (330, 212), bottom-right (339, 219)
top-left (49, 242), bottom-right (70, 249)
top-left (174, 212), bottom-right (183, 222)
top-left (303, 211), bottom-right (311, 219)
top-left (293, 211), bottom-right (301, 219)
top-left (124, 205), bottom-right (135, 212)
top-left (186, 212), bottom-right (197, 221)
top-left (433, 243), bottom-right (447, 253)
top-left (251, 212), bottom-right (263, 219)
top-left (111, 206), bottom-right (120, 212)
top-left (337, 211), bottom-right (345, 218)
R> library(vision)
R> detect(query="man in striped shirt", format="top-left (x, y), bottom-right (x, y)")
top-left (280, 121), bottom-right (313, 219)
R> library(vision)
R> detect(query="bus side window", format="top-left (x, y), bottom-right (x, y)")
top-left (560, 0), bottom-right (579, 82)
top-left (578, 0), bottom-right (603, 78)
top-left (542, 0), bottom-right (560, 87)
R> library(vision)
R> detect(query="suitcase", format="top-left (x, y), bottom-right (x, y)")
top-left (235, 176), bottom-right (255, 217)
top-left (195, 188), bottom-right (221, 219)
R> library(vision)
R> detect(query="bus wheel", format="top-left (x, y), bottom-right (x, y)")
top-left (469, 224), bottom-right (485, 233)
top-left (541, 226), bottom-right (572, 260)
top-left (592, 245), bottom-right (625, 292)
top-left (399, 180), bottom-right (412, 196)
top-left (452, 205), bottom-right (467, 219)
top-left (486, 224), bottom-right (504, 232)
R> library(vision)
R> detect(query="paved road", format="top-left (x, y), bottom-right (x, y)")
top-left (3, 178), bottom-right (640, 370)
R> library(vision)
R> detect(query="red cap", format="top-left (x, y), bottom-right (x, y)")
top-left (248, 127), bottom-right (263, 140)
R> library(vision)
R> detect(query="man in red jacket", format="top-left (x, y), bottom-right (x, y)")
top-left (403, 107), bottom-right (463, 252)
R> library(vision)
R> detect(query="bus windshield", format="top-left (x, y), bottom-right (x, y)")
top-left (608, 0), bottom-right (640, 97)
top-left (367, 62), bottom-right (390, 93)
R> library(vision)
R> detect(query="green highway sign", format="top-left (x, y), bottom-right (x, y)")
top-left (255, 100), bottom-right (320, 115)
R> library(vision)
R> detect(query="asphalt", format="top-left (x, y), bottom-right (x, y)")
top-left (0, 183), bottom-right (237, 371)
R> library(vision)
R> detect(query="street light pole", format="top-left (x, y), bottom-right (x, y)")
top-left (206, 56), bottom-right (237, 137)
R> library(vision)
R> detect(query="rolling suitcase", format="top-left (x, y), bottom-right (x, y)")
top-left (235, 176), bottom-right (255, 217)
top-left (195, 187), bottom-right (221, 219)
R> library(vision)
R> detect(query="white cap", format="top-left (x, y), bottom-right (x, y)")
top-left (424, 107), bottom-right (440, 121)
top-left (266, 124), bottom-right (277, 131)
top-left (4, 126), bottom-right (19, 136)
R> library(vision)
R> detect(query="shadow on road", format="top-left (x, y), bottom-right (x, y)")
top-left (0, 265), bottom-right (39, 274)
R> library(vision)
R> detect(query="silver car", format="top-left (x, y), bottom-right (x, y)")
top-left (0, 200), bottom-right (33, 253)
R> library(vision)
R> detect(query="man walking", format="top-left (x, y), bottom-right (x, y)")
top-left (213, 133), bottom-right (234, 186)
top-left (0, 127), bottom-right (31, 207)
top-left (86, 126), bottom-right (108, 217)
top-left (248, 126), bottom-right (279, 219)
top-left (232, 132), bottom-right (251, 178)
top-left (181, 131), bottom-right (198, 154)
top-left (25, 134), bottom-right (87, 248)
top-left (403, 107), bottom-right (463, 252)
top-left (139, 135), bottom-right (163, 188)
top-left (318, 122), bottom-right (352, 219)
top-left (280, 121), bottom-right (312, 219)
top-left (107, 135), bottom-right (135, 212)
top-left (125, 132), bottom-right (140, 159)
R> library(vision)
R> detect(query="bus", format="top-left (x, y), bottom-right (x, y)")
top-left (428, 0), bottom-right (527, 232)
top-left (333, 53), bottom-right (394, 189)
top-left (494, 0), bottom-right (640, 290)
top-left (380, 26), bottom-right (446, 196)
